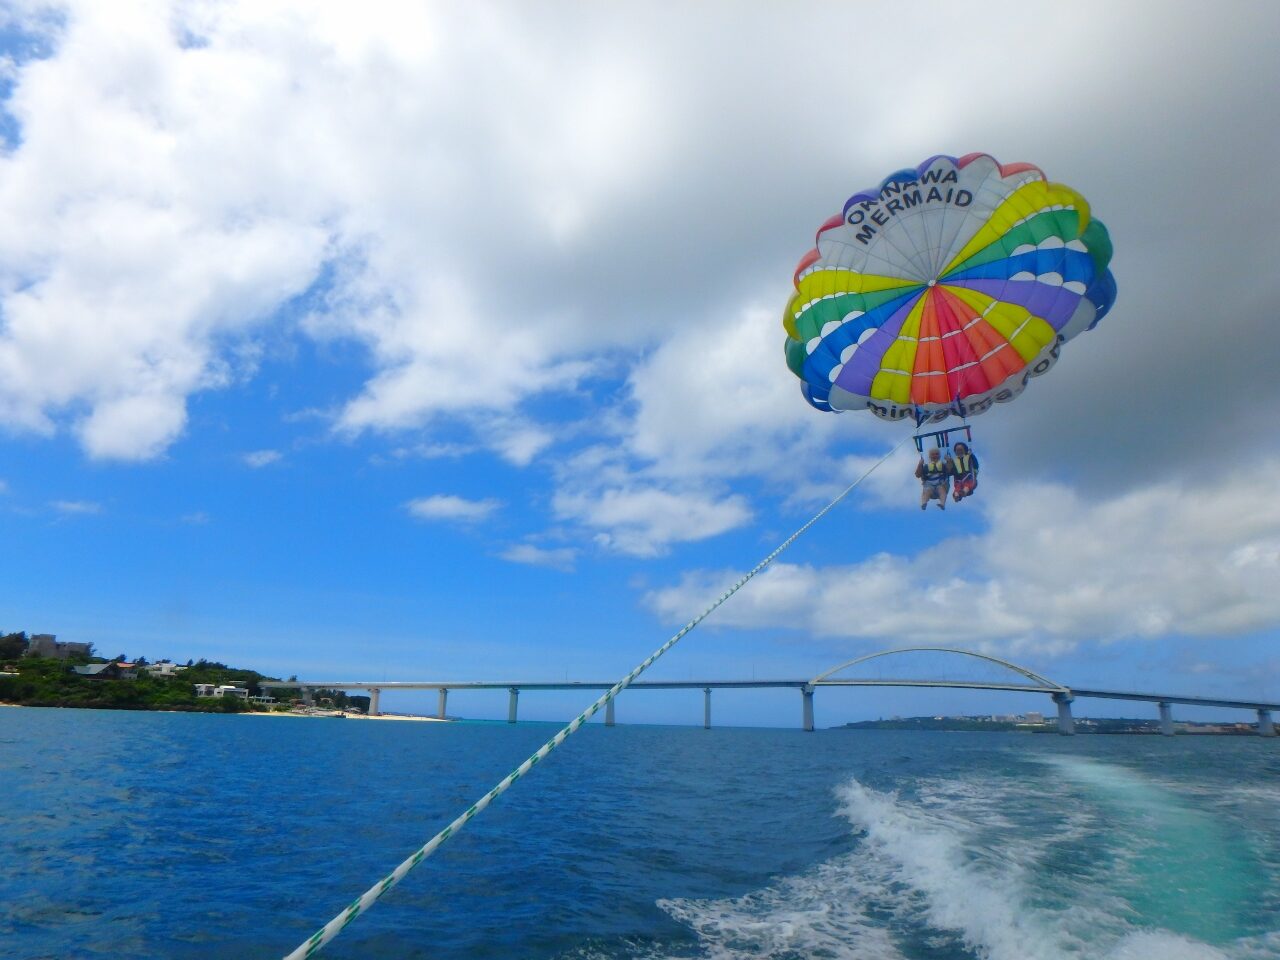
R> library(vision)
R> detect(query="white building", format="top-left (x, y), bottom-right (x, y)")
top-left (145, 660), bottom-right (186, 677)
top-left (193, 683), bottom-right (249, 699)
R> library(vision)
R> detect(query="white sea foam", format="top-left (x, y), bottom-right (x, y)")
top-left (650, 766), bottom-right (1276, 960)
top-left (1106, 931), bottom-right (1233, 960)
top-left (835, 777), bottom-right (1080, 960)
top-left (657, 851), bottom-right (909, 960)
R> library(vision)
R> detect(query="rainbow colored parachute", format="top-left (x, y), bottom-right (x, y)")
top-left (784, 154), bottom-right (1116, 423)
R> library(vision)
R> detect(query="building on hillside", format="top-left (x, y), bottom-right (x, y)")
top-left (145, 661), bottom-right (186, 678)
top-left (114, 662), bottom-right (139, 680)
top-left (27, 634), bottom-right (94, 660)
top-left (1024, 711), bottom-right (1045, 724)
top-left (72, 662), bottom-right (137, 681)
top-left (194, 683), bottom-right (249, 700)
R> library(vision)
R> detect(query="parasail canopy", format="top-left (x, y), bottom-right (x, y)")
top-left (784, 153), bottom-right (1116, 424)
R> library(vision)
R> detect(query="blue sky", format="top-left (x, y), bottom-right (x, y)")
top-left (2, 1), bottom-right (1279, 727)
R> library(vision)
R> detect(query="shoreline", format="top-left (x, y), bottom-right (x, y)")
top-left (244, 710), bottom-right (448, 723)
top-left (0, 701), bottom-right (449, 722)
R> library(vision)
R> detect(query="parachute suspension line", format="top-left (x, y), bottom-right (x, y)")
top-left (280, 436), bottom-right (910, 960)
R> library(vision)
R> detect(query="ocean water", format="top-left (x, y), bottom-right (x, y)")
top-left (2, 708), bottom-right (1277, 960)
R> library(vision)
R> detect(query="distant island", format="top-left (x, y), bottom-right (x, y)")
top-left (0, 631), bottom-right (357, 714)
top-left (840, 715), bottom-right (1262, 735)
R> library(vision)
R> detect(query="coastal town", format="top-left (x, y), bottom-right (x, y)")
top-left (0, 630), bottom-right (386, 717)
top-left (839, 714), bottom-right (1270, 736)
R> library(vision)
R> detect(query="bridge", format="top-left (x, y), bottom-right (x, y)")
top-left (257, 647), bottom-right (1279, 736)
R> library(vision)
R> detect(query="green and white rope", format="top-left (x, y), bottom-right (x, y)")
top-left (281, 437), bottom-right (907, 960)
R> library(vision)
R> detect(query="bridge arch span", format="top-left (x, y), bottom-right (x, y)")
top-left (809, 646), bottom-right (1067, 693)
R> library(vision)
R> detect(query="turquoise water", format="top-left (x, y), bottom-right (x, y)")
top-left (2, 708), bottom-right (1277, 959)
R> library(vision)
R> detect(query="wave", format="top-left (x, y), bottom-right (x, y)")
top-left (651, 762), bottom-right (1276, 960)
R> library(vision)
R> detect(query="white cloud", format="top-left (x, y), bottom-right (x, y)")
top-left (554, 483), bottom-right (752, 558)
top-left (487, 422), bottom-right (556, 468)
top-left (405, 494), bottom-right (501, 523)
top-left (0, 0), bottom-right (680, 460)
top-left (0, 4), bottom-right (330, 460)
top-left (0, 0), bottom-right (1275, 496)
top-left (180, 510), bottom-right (210, 525)
top-left (242, 449), bottom-right (282, 468)
top-left (623, 303), bottom-right (852, 482)
top-left (387, 441), bottom-right (473, 461)
top-left (534, 301), bottom-right (905, 556)
top-left (645, 462), bottom-right (1280, 655)
top-left (499, 543), bottom-right (577, 571)
top-left (51, 499), bottom-right (101, 514)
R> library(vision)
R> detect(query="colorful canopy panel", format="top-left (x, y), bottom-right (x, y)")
top-left (784, 154), bottom-right (1116, 423)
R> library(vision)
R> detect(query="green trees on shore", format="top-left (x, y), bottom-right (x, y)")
top-left (0, 632), bottom-right (29, 660)
top-left (0, 634), bottom-right (360, 714)
top-left (0, 656), bottom-right (252, 711)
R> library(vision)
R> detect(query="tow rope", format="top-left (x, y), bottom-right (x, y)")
top-left (281, 437), bottom-right (907, 959)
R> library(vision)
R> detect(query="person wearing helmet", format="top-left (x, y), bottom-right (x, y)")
top-left (915, 447), bottom-right (951, 510)
top-left (950, 441), bottom-right (980, 502)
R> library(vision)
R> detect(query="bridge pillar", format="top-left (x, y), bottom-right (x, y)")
top-left (368, 687), bottom-right (381, 717)
top-left (802, 684), bottom-right (815, 732)
top-left (605, 696), bottom-right (616, 727)
top-left (507, 687), bottom-right (519, 724)
top-left (1158, 701), bottom-right (1174, 736)
top-left (437, 688), bottom-right (448, 720)
top-left (1258, 709), bottom-right (1276, 737)
top-left (300, 686), bottom-right (313, 706)
top-left (703, 687), bottom-right (711, 729)
top-left (1053, 692), bottom-right (1075, 736)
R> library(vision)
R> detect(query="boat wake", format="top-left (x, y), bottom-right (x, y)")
top-left (646, 760), bottom-right (1278, 960)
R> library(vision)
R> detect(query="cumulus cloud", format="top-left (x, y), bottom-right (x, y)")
top-left (405, 494), bottom-right (501, 523)
top-left (0, 5), bottom-right (329, 460)
top-left (0, 0), bottom-right (1275, 520)
top-left (242, 449), bottom-right (282, 468)
top-left (645, 462), bottom-right (1280, 655)
top-left (499, 543), bottom-right (578, 571)
top-left (623, 304), bottom-right (852, 481)
top-left (537, 302), bottom-right (900, 554)
top-left (50, 499), bottom-right (101, 515)
top-left (485, 421), bottom-right (556, 468)
top-left (553, 482), bottom-right (752, 557)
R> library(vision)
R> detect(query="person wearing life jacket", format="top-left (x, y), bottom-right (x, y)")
top-left (915, 447), bottom-right (951, 511)
top-left (950, 441), bottom-right (980, 502)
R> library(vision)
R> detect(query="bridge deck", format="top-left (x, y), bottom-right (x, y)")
top-left (1068, 688), bottom-right (1280, 712)
top-left (255, 678), bottom-right (1280, 711)
top-left (258, 680), bottom-right (808, 690)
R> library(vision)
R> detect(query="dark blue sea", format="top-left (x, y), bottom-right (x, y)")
top-left (3, 707), bottom-right (1278, 960)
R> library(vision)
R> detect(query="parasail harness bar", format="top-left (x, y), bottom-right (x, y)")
top-left (913, 424), bottom-right (972, 453)
top-left (277, 436), bottom-right (909, 960)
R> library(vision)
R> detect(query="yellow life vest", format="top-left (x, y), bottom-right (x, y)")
top-left (951, 453), bottom-right (973, 474)
top-left (922, 459), bottom-right (947, 476)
